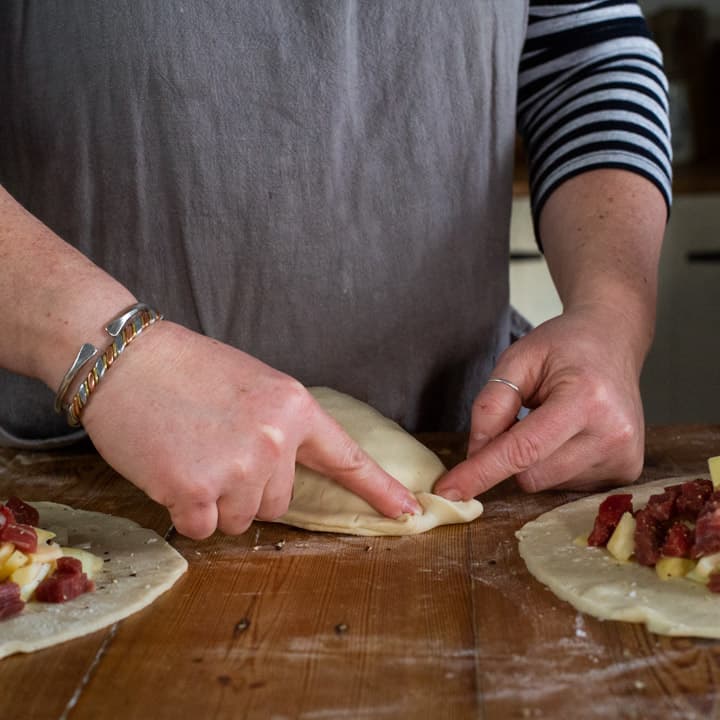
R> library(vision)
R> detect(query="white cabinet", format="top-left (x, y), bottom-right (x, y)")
top-left (508, 198), bottom-right (562, 328)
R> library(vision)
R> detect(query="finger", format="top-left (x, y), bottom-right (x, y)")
top-left (514, 434), bottom-right (602, 492)
top-left (467, 378), bottom-right (525, 456)
top-left (298, 412), bottom-right (422, 518)
top-left (168, 496), bottom-right (219, 540)
top-left (217, 489), bottom-right (262, 535)
top-left (516, 436), bottom-right (642, 493)
top-left (555, 475), bottom-right (635, 493)
top-left (216, 429), bottom-right (294, 532)
top-left (435, 393), bottom-right (585, 500)
top-left (255, 454), bottom-right (296, 521)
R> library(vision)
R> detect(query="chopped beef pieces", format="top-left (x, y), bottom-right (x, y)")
top-left (633, 507), bottom-right (665, 566)
top-left (0, 504), bottom-right (14, 529)
top-left (34, 554), bottom-right (94, 604)
top-left (56, 556), bottom-right (83, 575)
top-left (587, 493), bottom-right (633, 547)
top-left (645, 488), bottom-right (680, 523)
top-left (675, 479), bottom-right (714, 519)
top-left (4, 497), bottom-right (40, 527)
top-left (0, 581), bottom-right (25, 620)
top-left (0, 497), bottom-right (96, 616)
top-left (661, 522), bottom-right (694, 558)
top-left (0, 522), bottom-right (37, 553)
top-left (709, 573), bottom-right (720, 594)
top-left (692, 493), bottom-right (720, 559)
top-left (0, 498), bottom-right (38, 552)
top-left (603, 480), bottom-right (720, 567)
top-left (35, 573), bottom-right (81, 603)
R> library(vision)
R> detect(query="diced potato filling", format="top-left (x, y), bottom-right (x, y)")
top-left (606, 512), bottom-right (636, 562)
top-left (0, 527), bottom-right (102, 605)
top-left (0, 549), bottom-right (28, 582)
top-left (600, 511), bottom-right (704, 583)
top-left (655, 556), bottom-right (695, 580)
top-left (709, 456), bottom-right (720, 489)
top-left (10, 562), bottom-right (52, 601)
top-left (0, 543), bottom-right (14, 569)
top-left (29, 543), bottom-right (63, 564)
top-left (685, 552), bottom-right (720, 584)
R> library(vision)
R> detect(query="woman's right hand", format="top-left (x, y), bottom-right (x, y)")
top-left (81, 321), bottom-right (422, 538)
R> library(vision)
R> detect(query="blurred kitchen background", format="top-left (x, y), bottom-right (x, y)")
top-left (510, 0), bottom-right (720, 424)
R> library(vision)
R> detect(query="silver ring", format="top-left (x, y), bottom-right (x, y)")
top-left (487, 377), bottom-right (524, 405)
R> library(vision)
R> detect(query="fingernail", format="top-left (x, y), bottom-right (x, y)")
top-left (470, 433), bottom-right (489, 450)
top-left (437, 488), bottom-right (463, 502)
top-left (402, 498), bottom-right (423, 516)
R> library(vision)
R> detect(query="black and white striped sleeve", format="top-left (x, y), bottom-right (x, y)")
top-left (517, 0), bottom-right (672, 231)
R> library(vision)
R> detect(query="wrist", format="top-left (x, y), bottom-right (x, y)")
top-left (61, 303), bottom-right (162, 426)
top-left (31, 285), bottom-right (139, 392)
top-left (0, 187), bottom-right (139, 391)
top-left (79, 320), bottom-right (188, 432)
top-left (562, 296), bottom-right (656, 375)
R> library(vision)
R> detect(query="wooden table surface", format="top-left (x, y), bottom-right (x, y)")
top-left (2, 425), bottom-right (720, 720)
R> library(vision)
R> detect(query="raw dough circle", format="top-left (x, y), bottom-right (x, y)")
top-left (517, 476), bottom-right (720, 638)
top-left (0, 502), bottom-right (187, 658)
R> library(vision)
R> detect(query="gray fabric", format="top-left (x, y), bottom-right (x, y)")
top-left (0, 1), bottom-right (527, 447)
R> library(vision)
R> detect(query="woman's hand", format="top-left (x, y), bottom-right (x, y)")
top-left (435, 170), bottom-right (665, 500)
top-left (434, 303), bottom-right (646, 498)
top-left (82, 321), bottom-right (421, 538)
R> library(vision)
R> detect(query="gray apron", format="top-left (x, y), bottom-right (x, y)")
top-left (0, 1), bottom-right (528, 447)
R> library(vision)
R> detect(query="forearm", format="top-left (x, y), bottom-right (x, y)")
top-left (0, 185), bottom-right (136, 391)
top-left (539, 169), bottom-right (666, 371)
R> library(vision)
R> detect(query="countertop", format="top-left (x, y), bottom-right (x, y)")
top-left (2, 425), bottom-right (720, 720)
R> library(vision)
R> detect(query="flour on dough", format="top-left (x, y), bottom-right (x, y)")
top-left (276, 387), bottom-right (483, 536)
top-left (517, 476), bottom-right (720, 638)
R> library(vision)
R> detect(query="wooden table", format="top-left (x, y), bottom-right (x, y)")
top-left (2, 426), bottom-right (720, 720)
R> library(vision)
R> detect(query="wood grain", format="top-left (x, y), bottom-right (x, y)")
top-left (1, 425), bottom-right (720, 719)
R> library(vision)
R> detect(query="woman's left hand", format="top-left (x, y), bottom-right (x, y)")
top-left (434, 303), bottom-right (646, 498)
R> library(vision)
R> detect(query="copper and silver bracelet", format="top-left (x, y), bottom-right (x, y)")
top-left (54, 302), bottom-right (163, 427)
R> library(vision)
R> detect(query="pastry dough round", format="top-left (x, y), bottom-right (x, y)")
top-left (277, 387), bottom-right (483, 535)
top-left (0, 502), bottom-right (187, 658)
top-left (517, 476), bottom-right (720, 638)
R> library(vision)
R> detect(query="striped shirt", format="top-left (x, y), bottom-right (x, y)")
top-left (520, 0), bottom-right (672, 231)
